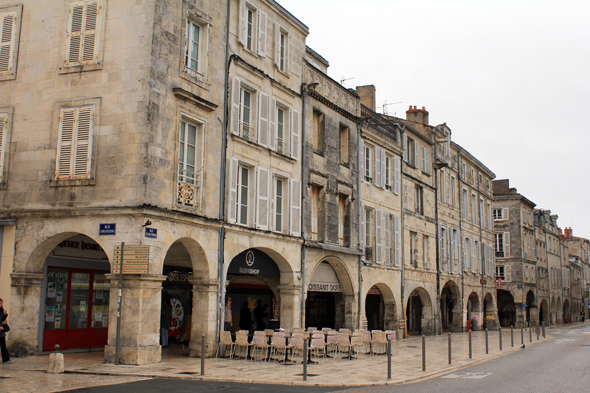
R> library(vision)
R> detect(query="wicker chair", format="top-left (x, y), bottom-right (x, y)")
top-left (289, 335), bottom-right (305, 363)
top-left (337, 332), bottom-right (354, 360)
top-left (350, 334), bottom-right (363, 357)
top-left (234, 330), bottom-right (253, 359)
top-left (371, 330), bottom-right (387, 355)
top-left (251, 332), bottom-right (269, 361)
top-left (325, 332), bottom-right (339, 358)
top-left (215, 330), bottom-right (236, 358)
top-left (360, 330), bottom-right (372, 354)
top-left (309, 337), bottom-right (326, 361)
top-left (269, 334), bottom-right (290, 362)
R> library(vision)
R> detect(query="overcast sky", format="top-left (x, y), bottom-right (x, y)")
top-left (280, 0), bottom-right (590, 239)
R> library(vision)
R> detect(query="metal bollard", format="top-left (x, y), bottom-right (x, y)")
top-left (448, 332), bottom-right (452, 364)
top-left (521, 326), bottom-right (524, 344)
top-left (529, 325), bottom-right (532, 343)
top-left (201, 334), bottom-right (206, 376)
top-left (422, 335), bottom-right (426, 371)
top-left (511, 325), bottom-right (514, 347)
top-left (542, 321), bottom-right (546, 338)
top-left (485, 328), bottom-right (489, 354)
top-left (469, 330), bottom-right (472, 359)
top-left (499, 327), bottom-right (502, 351)
top-left (387, 339), bottom-right (392, 380)
top-left (303, 337), bottom-right (308, 381)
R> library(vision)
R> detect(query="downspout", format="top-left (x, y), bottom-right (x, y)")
top-left (433, 135), bottom-right (441, 335)
top-left (300, 84), bottom-right (308, 328)
top-left (458, 153), bottom-right (465, 330)
top-left (534, 221), bottom-right (539, 324)
top-left (477, 170), bottom-right (485, 327)
top-left (357, 124), bottom-right (363, 329)
top-left (217, 0), bottom-right (233, 345)
top-left (397, 124), bottom-right (407, 338)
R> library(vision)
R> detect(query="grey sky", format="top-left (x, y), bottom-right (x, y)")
top-left (280, 0), bottom-right (590, 238)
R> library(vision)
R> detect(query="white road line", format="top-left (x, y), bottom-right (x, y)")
top-left (442, 372), bottom-right (492, 379)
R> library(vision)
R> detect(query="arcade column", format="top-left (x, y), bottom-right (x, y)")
top-left (188, 278), bottom-right (218, 357)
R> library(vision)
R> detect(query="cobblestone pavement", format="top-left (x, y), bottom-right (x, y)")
top-left (0, 324), bottom-right (570, 392)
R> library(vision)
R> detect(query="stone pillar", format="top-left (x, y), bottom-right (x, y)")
top-left (343, 294), bottom-right (357, 329)
top-left (104, 274), bottom-right (165, 365)
top-left (550, 312), bottom-right (556, 325)
top-left (516, 303), bottom-right (526, 328)
top-left (277, 284), bottom-right (301, 329)
top-left (9, 273), bottom-right (44, 350)
top-left (188, 278), bottom-right (218, 357)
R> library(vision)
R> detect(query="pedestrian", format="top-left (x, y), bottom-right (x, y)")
top-left (224, 297), bottom-right (233, 332)
top-left (253, 299), bottom-right (267, 331)
top-left (239, 301), bottom-right (252, 332)
top-left (0, 298), bottom-right (12, 364)
top-left (160, 299), bottom-right (172, 348)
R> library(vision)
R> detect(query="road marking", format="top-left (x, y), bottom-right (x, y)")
top-left (555, 339), bottom-right (575, 343)
top-left (442, 372), bottom-right (492, 379)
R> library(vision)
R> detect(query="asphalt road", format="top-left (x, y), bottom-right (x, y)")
top-left (61, 325), bottom-right (590, 393)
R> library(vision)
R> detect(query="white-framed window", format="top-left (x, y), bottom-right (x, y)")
top-left (405, 136), bottom-right (418, 167)
top-left (385, 155), bottom-right (392, 190)
top-left (230, 78), bottom-right (258, 141)
top-left (177, 117), bottom-right (204, 209)
top-left (495, 232), bottom-right (510, 258)
top-left (493, 207), bottom-right (509, 221)
top-left (365, 207), bottom-right (373, 260)
top-left (240, 86), bottom-right (254, 140)
top-left (421, 146), bottom-right (430, 174)
top-left (65, 1), bottom-right (100, 67)
top-left (238, 1), bottom-right (267, 56)
top-left (56, 105), bottom-right (94, 180)
top-left (275, 23), bottom-right (289, 73)
top-left (440, 227), bottom-right (448, 271)
top-left (415, 185), bottom-right (423, 215)
top-left (479, 197), bottom-right (484, 227)
top-left (237, 164), bottom-right (251, 225)
top-left (365, 145), bottom-right (372, 182)
top-left (0, 5), bottom-right (22, 81)
top-left (272, 175), bottom-right (287, 233)
top-left (275, 104), bottom-right (288, 154)
top-left (462, 188), bottom-right (468, 219)
top-left (384, 212), bottom-right (392, 265)
top-left (184, 16), bottom-right (208, 77)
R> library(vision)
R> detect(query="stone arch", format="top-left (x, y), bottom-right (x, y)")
top-left (483, 292), bottom-right (496, 329)
top-left (364, 282), bottom-right (397, 331)
top-left (556, 296), bottom-right (562, 324)
top-left (162, 237), bottom-right (210, 279)
top-left (441, 280), bottom-right (461, 332)
top-left (226, 246), bottom-right (295, 285)
top-left (497, 289), bottom-right (516, 327)
top-left (563, 299), bottom-right (571, 324)
top-left (525, 290), bottom-right (535, 325)
top-left (467, 292), bottom-right (480, 329)
top-left (406, 286), bottom-right (434, 335)
top-left (539, 299), bottom-right (549, 325)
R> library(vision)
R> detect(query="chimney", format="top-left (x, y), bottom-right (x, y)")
top-left (355, 85), bottom-right (376, 112)
top-left (406, 105), bottom-right (429, 125)
top-left (565, 227), bottom-right (573, 238)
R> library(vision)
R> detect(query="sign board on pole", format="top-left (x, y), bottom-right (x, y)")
top-left (112, 245), bottom-right (150, 274)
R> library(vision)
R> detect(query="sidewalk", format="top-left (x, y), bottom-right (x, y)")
top-left (0, 325), bottom-right (562, 391)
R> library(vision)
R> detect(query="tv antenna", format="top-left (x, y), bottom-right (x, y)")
top-left (381, 100), bottom-right (402, 115)
top-left (340, 76), bottom-right (354, 86)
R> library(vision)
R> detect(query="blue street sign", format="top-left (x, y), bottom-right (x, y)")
top-left (522, 303), bottom-right (526, 309)
top-left (517, 284), bottom-right (523, 289)
top-left (99, 223), bottom-right (116, 235)
top-left (145, 227), bottom-right (157, 239)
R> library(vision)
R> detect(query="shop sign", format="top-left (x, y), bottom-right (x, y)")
top-left (308, 262), bottom-right (342, 292)
top-left (51, 235), bottom-right (108, 261)
top-left (308, 283), bottom-right (342, 292)
top-left (99, 223), bottom-right (116, 235)
top-left (486, 311), bottom-right (495, 321)
top-left (227, 249), bottom-right (280, 278)
top-left (145, 227), bottom-right (157, 239)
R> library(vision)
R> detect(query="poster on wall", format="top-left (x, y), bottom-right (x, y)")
top-left (57, 278), bottom-right (64, 289)
top-left (56, 305), bottom-right (62, 316)
top-left (56, 291), bottom-right (63, 303)
top-left (48, 282), bottom-right (56, 298)
top-left (96, 290), bottom-right (103, 300)
top-left (80, 301), bottom-right (87, 312)
top-left (46, 306), bottom-right (55, 322)
top-left (55, 317), bottom-right (61, 329)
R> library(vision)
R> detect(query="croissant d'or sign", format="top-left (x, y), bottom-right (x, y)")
top-left (113, 245), bottom-right (149, 274)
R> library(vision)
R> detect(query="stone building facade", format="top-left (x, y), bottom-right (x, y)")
top-left (561, 228), bottom-right (590, 318)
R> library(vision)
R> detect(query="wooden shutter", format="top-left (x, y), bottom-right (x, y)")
top-left (0, 114), bottom-right (6, 179)
top-left (56, 106), bottom-right (93, 180)
top-left (0, 12), bottom-right (16, 74)
top-left (381, 149), bottom-right (386, 189)
top-left (286, 30), bottom-right (291, 74)
top-left (56, 109), bottom-right (75, 179)
top-left (402, 134), bottom-right (407, 162)
top-left (463, 238), bottom-right (468, 272)
top-left (394, 214), bottom-right (400, 267)
top-left (440, 228), bottom-right (446, 270)
top-left (503, 232), bottom-right (510, 259)
top-left (359, 139), bottom-right (365, 182)
top-left (289, 178), bottom-right (301, 236)
top-left (269, 98), bottom-right (276, 150)
top-left (413, 141), bottom-right (419, 168)
top-left (257, 10), bottom-right (267, 57)
top-left (375, 209), bottom-right (382, 264)
top-left (230, 77), bottom-right (241, 136)
top-left (505, 265), bottom-right (511, 282)
top-left (384, 212), bottom-right (391, 266)
top-left (450, 229), bottom-right (455, 273)
top-left (228, 158), bottom-right (239, 223)
top-left (238, 0), bottom-right (246, 45)
top-left (375, 147), bottom-right (382, 187)
top-left (502, 207), bottom-right (509, 220)
top-left (73, 106), bottom-right (93, 178)
top-left (67, 1), bottom-right (99, 65)
top-left (393, 156), bottom-right (400, 195)
top-left (269, 174), bottom-right (276, 232)
top-left (290, 108), bottom-right (300, 160)
top-left (256, 167), bottom-right (270, 230)
top-left (258, 92), bottom-right (269, 147)
top-left (274, 22), bottom-right (280, 68)
top-left (360, 203), bottom-right (365, 251)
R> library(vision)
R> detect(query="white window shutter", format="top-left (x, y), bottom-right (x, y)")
top-left (376, 209), bottom-right (382, 264)
top-left (81, 2), bottom-right (98, 63)
top-left (56, 108), bottom-right (75, 179)
top-left (381, 149), bottom-right (391, 189)
top-left (463, 238), bottom-right (468, 272)
top-left (257, 10), bottom-right (267, 57)
top-left (289, 178), bottom-right (301, 236)
top-left (374, 147), bottom-right (382, 187)
top-left (393, 156), bottom-right (400, 195)
top-left (228, 158), bottom-right (239, 223)
top-left (230, 77), bottom-right (241, 136)
top-left (286, 31), bottom-right (291, 74)
top-left (73, 106), bottom-right (93, 179)
top-left (505, 265), bottom-right (511, 282)
top-left (269, 98), bottom-right (276, 150)
top-left (502, 207), bottom-right (509, 220)
top-left (67, 2), bottom-right (98, 65)
top-left (290, 108), bottom-right (300, 160)
top-left (238, 0), bottom-right (246, 45)
top-left (359, 139), bottom-right (365, 182)
top-left (414, 142), bottom-right (419, 167)
top-left (269, 174), bottom-right (276, 232)
top-left (360, 203), bottom-right (365, 251)
top-left (67, 4), bottom-right (84, 64)
top-left (402, 134), bottom-right (407, 162)
top-left (256, 167), bottom-right (270, 230)
top-left (384, 212), bottom-right (391, 266)
top-left (450, 229), bottom-right (455, 272)
top-left (0, 114), bottom-right (7, 179)
top-left (274, 22), bottom-right (280, 68)
top-left (504, 232), bottom-right (510, 258)
top-left (394, 214), bottom-right (400, 267)
top-left (258, 92), bottom-right (269, 147)
top-left (0, 13), bottom-right (16, 74)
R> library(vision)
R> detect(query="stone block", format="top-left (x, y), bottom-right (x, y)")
top-left (47, 353), bottom-right (64, 373)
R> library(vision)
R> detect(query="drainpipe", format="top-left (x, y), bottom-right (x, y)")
top-left (356, 124), bottom-right (363, 329)
top-left (217, 0), bottom-right (233, 345)
top-left (433, 135), bottom-right (442, 336)
top-left (534, 221), bottom-right (539, 324)
top-left (457, 153), bottom-right (465, 330)
top-left (476, 169), bottom-right (485, 327)
top-left (397, 124), bottom-right (407, 338)
top-left (300, 84), bottom-right (308, 328)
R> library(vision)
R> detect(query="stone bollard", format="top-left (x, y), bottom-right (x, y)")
top-left (48, 345), bottom-right (64, 374)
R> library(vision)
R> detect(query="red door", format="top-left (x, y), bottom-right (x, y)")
top-left (43, 267), bottom-right (109, 351)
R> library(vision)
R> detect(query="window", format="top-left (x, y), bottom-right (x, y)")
top-left (421, 146), bottom-right (430, 174)
top-left (462, 189), bottom-right (468, 219)
top-left (339, 125), bottom-right (349, 164)
top-left (439, 170), bottom-right (445, 203)
top-left (184, 16), bottom-right (208, 78)
top-left (338, 194), bottom-right (350, 247)
top-left (479, 198), bottom-right (484, 227)
top-left (237, 164), bottom-right (250, 225)
top-left (440, 227), bottom-right (448, 271)
top-left (177, 118), bottom-right (203, 209)
top-left (246, 7), bottom-right (255, 51)
top-left (410, 231), bottom-right (418, 267)
top-left (415, 185), bottom-right (423, 215)
top-left (0, 108), bottom-right (12, 186)
top-left (365, 208), bottom-right (372, 255)
top-left (56, 105), bottom-right (95, 180)
top-left (385, 155), bottom-right (392, 190)
top-left (493, 208), bottom-right (509, 221)
top-left (276, 105), bottom-right (288, 155)
top-left (471, 193), bottom-right (477, 223)
top-left (272, 176), bottom-right (287, 233)
top-left (423, 235), bottom-right (430, 269)
top-left (65, 1), bottom-right (100, 67)
top-left (312, 110), bottom-right (324, 152)
top-left (274, 23), bottom-right (289, 73)
top-left (470, 168), bottom-right (475, 185)
top-left (450, 176), bottom-right (456, 208)
top-left (311, 185), bottom-right (322, 241)
top-left (240, 87), bottom-right (254, 140)
top-left (364, 145), bottom-right (372, 182)
top-left (405, 136), bottom-right (418, 167)
top-left (238, 1), bottom-right (267, 56)
top-left (0, 5), bottom-right (21, 81)
top-left (495, 232), bottom-right (510, 258)
top-left (496, 265), bottom-right (505, 280)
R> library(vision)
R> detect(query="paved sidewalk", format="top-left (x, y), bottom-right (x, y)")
top-left (0, 325), bottom-right (562, 392)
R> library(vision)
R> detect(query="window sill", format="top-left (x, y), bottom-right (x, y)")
top-left (50, 177), bottom-right (96, 187)
top-left (231, 134), bottom-right (263, 151)
top-left (179, 68), bottom-right (210, 90)
top-left (59, 63), bottom-right (103, 75)
top-left (270, 149), bottom-right (296, 162)
top-left (277, 68), bottom-right (290, 78)
top-left (340, 162), bottom-right (350, 168)
top-left (313, 149), bottom-right (324, 156)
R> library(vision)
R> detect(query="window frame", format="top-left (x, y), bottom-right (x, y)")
top-left (0, 5), bottom-right (22, 81)
top-left (236, 163), bottom-right (252, 226)
top-left (184, 14), bottom-right (209, 80)
top-left (312, 109), bottom-right (324, 153)
top-left (176, 114), bottom-right (205, 210)
top-left (415, 185), bottom-right (423, 215)
top-left (339, 124), bottom-right (349, 165)
top-left (0, 106), bottom-right (13, 188)
top-left (364, 144), bottom-right (372, 182)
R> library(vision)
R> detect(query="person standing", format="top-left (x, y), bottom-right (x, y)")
top-left (160, 299), bottom-right (173, 348)
top-left (224, 297), bottom-right (233, 331)
top-left (239, 301), bottom-right (252, 332)
top-left (253, 299), bottom-right (267, 331)
top-left (0, 298), bottom-right (12, 364)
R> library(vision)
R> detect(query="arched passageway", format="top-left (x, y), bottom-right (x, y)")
top-left (497, 289), bottom-right (515, 327)
top-left (406, 287), bottom-right (433, 335)
top-left (539, 299), bottom-right (549, 325)
top-left (441, 281), bottom-right (461, 332)
top-left (467, 292), bottom-right (480, 330)
top-left (563, 299), bottom-right (571, 324)
top-left (365, 283), bottom-right (396, 331)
